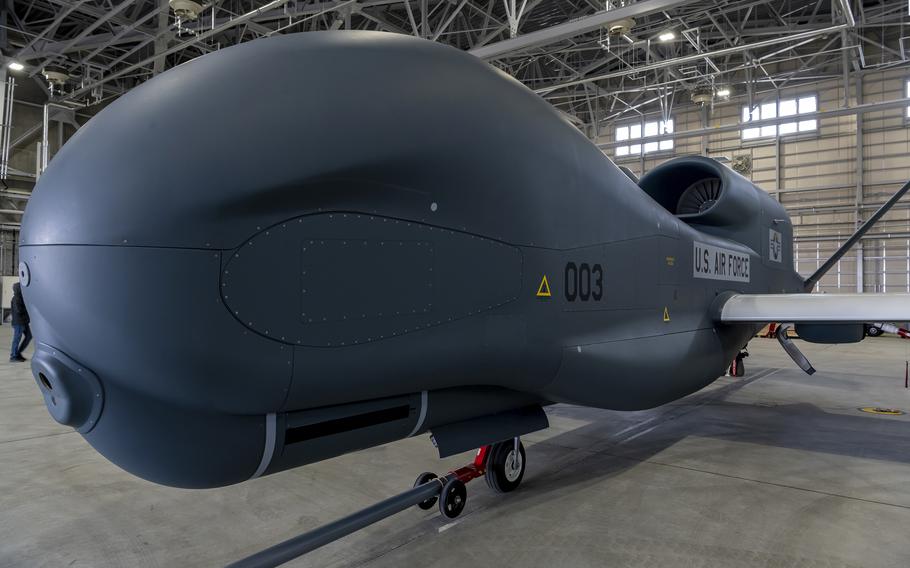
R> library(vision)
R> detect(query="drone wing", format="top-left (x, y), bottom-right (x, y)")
top-left (716, 293), bottom-right (910, 323)
top-left (715, 292), bottom-right (910, 374)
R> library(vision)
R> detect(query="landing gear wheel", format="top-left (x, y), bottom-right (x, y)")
top-left (866, 325), bottom-right (883, 337)
top-left (484, 440), bottom-right (526, 493)
top-left (439, 478), bottom-right (467, 518)
top-left (413, 472), bottom-right (438, 510)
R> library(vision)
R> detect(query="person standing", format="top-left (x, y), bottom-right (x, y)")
top-left (10, 282), bottom-right (31, 362)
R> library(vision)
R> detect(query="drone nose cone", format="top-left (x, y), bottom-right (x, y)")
top-left (17, 30), bottom-right (593, 489)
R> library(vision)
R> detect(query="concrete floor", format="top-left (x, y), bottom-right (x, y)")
top-left (3, 329), bottom-right (910, 568)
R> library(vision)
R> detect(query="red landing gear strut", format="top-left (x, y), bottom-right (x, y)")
top-left (413, 437), bottom-right (527, 519)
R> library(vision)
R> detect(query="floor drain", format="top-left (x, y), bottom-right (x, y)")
top-left (859, 407), bottom-right (904, 416)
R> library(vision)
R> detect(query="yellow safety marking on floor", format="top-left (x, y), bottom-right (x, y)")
top-left (859, 407), bottom-right (904, 416)
top-left (663, 307), bottom-right (670, 322)
top-left (536, 275), bottom-right (551, 298)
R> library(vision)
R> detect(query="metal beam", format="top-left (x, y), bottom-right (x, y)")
top-left (67, 7), bottom-right (160, 71)
top-left (836, 0), bottom-right (856, 28)
top-left (468, 0), bottom-right (691, 60)
top-left (431, 0), bottom-right (466, 41)
top-left (539, 23), bottom-right (849, 94)
top-left (152, 0), bottom-right (168, 75)
top-left (61, 0), bottom-right (296, 101)
top-left (14, 0), bottom-right (90, 58)
top-left (31, 0), bottom-right (139, 75)
top-left (18, 30), bottom-right (148, 60)
top-left (855, 75), bottom-right (864, 293)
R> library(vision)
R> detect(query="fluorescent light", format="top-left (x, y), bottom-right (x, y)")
top-left (716, 88), bottom-right (731, 97)
top-left (658, 31), bottom-right (675, 42)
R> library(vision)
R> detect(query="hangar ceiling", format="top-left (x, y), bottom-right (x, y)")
top-left (0, 0), bottom-right (903, 126)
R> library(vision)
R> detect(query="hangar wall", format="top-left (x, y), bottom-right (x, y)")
top-left (600, 68), bottom-right (910, 294)
top-left (0, 99), bottom-right (80, 278)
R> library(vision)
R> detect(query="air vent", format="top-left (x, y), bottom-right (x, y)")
top-left (677, 178), bottom-right (722, 215)
top-left (285, 405), bottom-right (410, 445)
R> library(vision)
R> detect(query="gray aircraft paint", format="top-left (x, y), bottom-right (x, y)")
top-left (20, 31), bottom-right (805, 489)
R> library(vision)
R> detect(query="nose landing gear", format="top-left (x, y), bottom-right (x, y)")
top-left (413, 437), bottom-right (527, 520)
top-left (230, 438), bottom-right (529, 566)
top-left (485, 438), bottom-right (526, 493)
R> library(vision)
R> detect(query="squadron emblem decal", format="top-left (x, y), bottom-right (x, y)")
top-left (769, 228), bottom-right (782, 263)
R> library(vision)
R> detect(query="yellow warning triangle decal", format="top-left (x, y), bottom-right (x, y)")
top-left (663, 307), bottom-right (671, 322)
top-left (536, 275), bottom-right (552, 297)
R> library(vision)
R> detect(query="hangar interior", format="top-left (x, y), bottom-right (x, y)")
top-left (0, 0), bottom-right (906, 290)
top-left (606, 69), bottom-right (910, 295)
top-left (4, 1), bottom-right (910, 567)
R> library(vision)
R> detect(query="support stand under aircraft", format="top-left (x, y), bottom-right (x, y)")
top-left (228, 438), bottom-right (527, 568)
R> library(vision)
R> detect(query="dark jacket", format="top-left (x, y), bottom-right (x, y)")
top-left (11, 282), bottom-right (29, 325)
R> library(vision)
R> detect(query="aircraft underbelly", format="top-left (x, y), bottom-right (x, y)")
top-left (541, 327), bottom-right (728, 410)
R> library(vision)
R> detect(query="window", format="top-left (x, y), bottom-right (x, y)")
top-left (615, 118), bottom-right (674, 157)
top-left (906, 80), bottom-right (910, 118)
top-left (742, 95), bottom-right (817, 140)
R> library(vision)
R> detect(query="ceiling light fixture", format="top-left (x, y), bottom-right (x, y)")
top-left (658, 31), bottom-right (675, 42)
top-left (716, 88), bottom-right (731, 97)
top-left (7, 61), bottom-right (24, 72)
